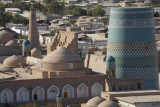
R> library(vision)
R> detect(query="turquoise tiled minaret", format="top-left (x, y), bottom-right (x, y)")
top-left (107, 7), bottom-right (159, 89)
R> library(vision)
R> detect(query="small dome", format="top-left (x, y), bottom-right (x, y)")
top-left (98, 100), bottom-right (119, 107)
top-left (0, 66), bottom-right (14, 72)
top-left (0, 30), bottom-right (15, 44)
top-left (106, 56), bottom-right (115, 62)
top-left (23, 40), bottom-right (30, 46)
top-left (31, 48), bottom-right (42, 59)
top-left (5, 40), bottom-right (19, 46)
top-left (43, 47), bottom-right (82, 63)
top-left (3, 55), bottom-right (26, 67)
top-left (87, 96), bottom-right (106, 106)
top-left (0, 30), bottom-right (12, 38)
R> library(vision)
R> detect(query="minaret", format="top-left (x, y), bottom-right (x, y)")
top-left (28, 6), bottom-right (40, 49)
top-left (107, 7), bottom-right (159, 89)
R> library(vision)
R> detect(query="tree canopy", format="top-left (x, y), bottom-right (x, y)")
top-left (11, 14), bottom-right (28, 25)
top-left (12, 2), bottom-right (31, 11)
top-left (90, 5), bottom-right (105, 17)
top-left (0, 12), bottom-right (12, 26)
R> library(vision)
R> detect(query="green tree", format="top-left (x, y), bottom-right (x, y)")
top-left (50, 30), bottom-right (56, 36)
top-left (92, 5), bottom-right (105, 16)
top-left (0, 3), bottom-right (6, 11)
top-left (69, 20), bottom-right (76, 26)
top-left (0, 12), bottom-right (12, 26)
top-left (43, 0), bottom-right (52, 4)
top-left (62, 5), bottom-right (87, 16)
top-left (101, 17), bottom-right (109, 25)
top-left (33, 3), bottom-right (44, 12)
top-left (46, 0), bottom-right (62, 14)
top-left (12, 14), bottom-right (28, 25)
top-left (87, 9), bottom-right (93, 16)
top-left (12, 2), bottom-right (31, 11)
top-left (151, 0), bottom-right (160, 4)
top-left (72, 7), bottom-right (87, 16)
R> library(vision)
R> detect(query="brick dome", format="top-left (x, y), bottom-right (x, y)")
top-left (3, 55), bottom-right (26, 67)
top-left (43, 47), bottom-right (82, 63)
top-left (42, 47), bottom-right (84, 72)
top-left (0, 30), bottom-right (15, 44)
top-left (87, 96), bottom-right (106, 106)
top-left (98, 100), bottom-right (119, 107)
top-left (31, 48), bottom-right (42, 59)
top-left (5, 40), bottom-right (19, 46)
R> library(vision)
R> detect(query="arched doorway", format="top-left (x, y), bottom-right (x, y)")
top-left (47, 85), bottom-right (59, 99)
top-left (137, 82), bottom-right (141, 90)
top-left (32, 86), bottom-right (44, 101)
top-left (77, 83), bottom-right (88, 98)
top-left (1, 89), bottom-right (13, 103)
top-left (91, 83), bottom-right (103, 97)
top-left (17, 87), bottom-right (29, 102)
top-left (62, 84), bottom-right (74, 98)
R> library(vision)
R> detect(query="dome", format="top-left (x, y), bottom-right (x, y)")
top-left (0, 66), bottom-right (14, 72)
top-left (31, 48), bottom-right (42, 59)
top-left (5, 40), bottom-right (19, 46)
top-left (43, 47), bottom-right (82, 63)
top-left (0, 30), bottom-right (15, 44)
top-left (0, 30), bottom-right (13, 38)
top-left (98, 100), bottom-right (119, 107)
top-left (23, 40), bottom-right (30, 46)
top-left (87, 96), bottom-right (106, 106)
top-left (106, 56), bottom-right (115, 62)
top-left (3, 55), bottom-right (26, 67)
top-left (42, 47), bottom-right (84, 72)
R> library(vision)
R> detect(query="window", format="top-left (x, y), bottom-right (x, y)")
top-left (79, 87), bottom-right (82, 91)
top-left (68, 63), bottom-right (73, 70)
top-left (50, 89), bottom-right (56, 93)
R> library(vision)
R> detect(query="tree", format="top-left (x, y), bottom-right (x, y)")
top-left (87, 9), bottom-right (93, 16)
top-left (101, 17), bottom-right (109, 25)
top-left (12, 14), bottom-right (28, 25)
top-left (0, 12), bottom-right (12, 26)
top-left (151, 0), bottom-right (160, 4)
top-left (72, 7), bottom-right (87, 16)
top-left (12, 2), bottom-right (31, 11)
top-left (43, 0), bottom-right (52, 4)
top-left (33, 3), bottom-right (44, 12)
top-left (154, 12), bottom-right (159, 17)
top-left (92, 5), bottom-right (105, 16)
top-left (46, 0), bottom-right (62, 14)
top-left (0, 3), bottom-right (6, 11)
top-left (62, 5), bottom-right (87, 16)
top-left (50, 30), bottom-right (56, 36)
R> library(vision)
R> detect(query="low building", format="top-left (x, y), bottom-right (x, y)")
top-left (116, 95), bottom-right (160, 107)
top-left (5, 8), bottom-right (22, 14)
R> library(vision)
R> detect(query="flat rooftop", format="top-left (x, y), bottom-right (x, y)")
top-left (116, 95), bottom-right (160, 104)
top-left (108, 90), bottom-right (160, 94)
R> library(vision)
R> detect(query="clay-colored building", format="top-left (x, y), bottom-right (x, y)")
top-left (0, 47), bottom-right (105, 107)
top-left (47, 31), bottom-right (78, 54)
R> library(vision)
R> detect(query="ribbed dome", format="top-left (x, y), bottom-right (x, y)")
top-left (5, 40), bottom-right (19, 46)
top-left (3, 55), bottom-right (26, 67)
top-left (31, 48), bottom-right (42, 59)
top-left (87, 96), bottom-right (106, 106)
top-left (43, 47), bottom-right (82, 63)
top-left (23, 40), bottom-right (30, 46)
top-left (106, 56), bottom-right (115, 62)
top-left (98, 100), bottom-right (119, 107)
